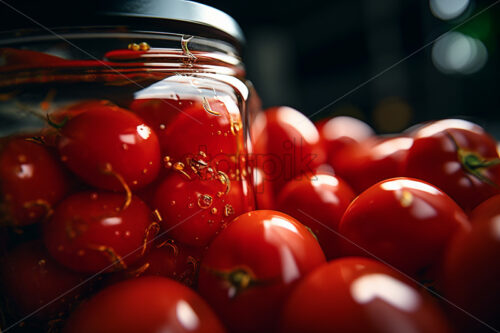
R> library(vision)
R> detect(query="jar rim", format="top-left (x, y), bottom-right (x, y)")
top-left (0, 0), bottom-right (244, 48)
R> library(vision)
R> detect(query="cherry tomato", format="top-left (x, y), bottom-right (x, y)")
top-left (280, 257), bottom-right (452, 333)
top-left (58, 105), bottom-right (160, 191)
top-left (441, 196), bottom-right (500, 332)
top-left (316, 116), bottom-right (374, 166)
top-left (0, 241), bottom-right (90, 321)
top-left (403, 119), bottom-right (500, 212)
top-left (277, 173), bottom-right (355, 259)
top-left (333, 136), bottom-right (413, 193)
top-left (64, 276), bottom-right (225, 333)
top-left (106, 238), bottom-right (202, 288)
top-left (0, 138), bottom-right (72, 226)
top-left (198, 210), bottom-right (326, 333)
top-left (129, 97), bottom-right (195, 153)
top-left (161, 98), bottom-right (243, 174)
top-left (251, 107), bottom-right (326, 200)
top-left (44, 192), bottom-right (155, 273)
top-left (339, 177), bottom-right (470, 277)
top-left (153, 166), bottom-right (241, 247)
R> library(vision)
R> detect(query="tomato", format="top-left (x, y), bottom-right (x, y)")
top-left (64, 276), bottom-right (225, 333)
top-left (160, 98), bottom-right (244, 175)
top-left (129, 97), bottom-right (195, 154)
top-left (403, 119), bottom-right (500, 212)
top-left (316, 116), bottom-right (374, 166)
top-left (333, 136), bottom-right (413, 193)
top-left (43, 192), bottom-right (156, 273)
top-left (0, 241), bottom-right (90, 321)
top-left (280, 257), bottom-right (452, 333)
top-left (251, 107), bottom-right (326, 201)
top-left (252, 166), bottom-right (275, 209)
top-left (106, 238), bottom-right (202, 288)
top-left (153, 168), bottom-right (240, 247)
top-left (339, 177), bottom-right (470, 277)
top-left (277, 173), bottom-right (355, 259)
top-left (441, 196), bottom-right (500, 332)
top-left (0, 138), bottom-right (72, 226)
top-left (198, 210), bottom-right (325, 333)
top-left (58, 105), bottom-right (160, 191)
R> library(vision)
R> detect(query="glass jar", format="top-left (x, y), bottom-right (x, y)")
top-left (0, 1), bottom-right (255, 330)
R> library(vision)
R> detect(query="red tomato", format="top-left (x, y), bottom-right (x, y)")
top-left (160, 98), bottom-right (244, 174)
top-left (129, 97), bottom-right (195, 153)
top-left (198, 210), bottom-right (326, 333)
top-left (403, 119), bottom-right (500, 212)
top-left (153, 169), bottom-right (241, 247)
top-left (58, 105), bottom-right (160, 191)
top-left (339, 177), bottom-right (470, 277)
top-left (63, 276), bottom-right (225, 333)
top-left (44, 192), bottom-right (155, 273)
top-left (0, 138), bottom-right (72, 226)
top-left (441, 197), bottom-right (500, 332)
top-left (316, 116), bottom-right (374, 165)
top-left (0, 241), bottom-right (90, 321)
top-left (251, 107), bottom-right (326, 200)
top-left (280, 257), bottom-right (452, 333)
top-left (277, 173), bottom-right (355, 259)
top-left (251, 166), bottom-right (275, 209)
top-left (333, 136), bottom-right (413, 193)
top-left (104, 239), bottom-right (202, 288)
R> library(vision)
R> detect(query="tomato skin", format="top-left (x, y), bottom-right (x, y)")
top-left (58, 106), bottom-right (160, 191)
top-left (277, 173), bottom-right (355, 259)
top-left (0, 241), bottom-right (90, 321)
top-left (63, 276), bottom-right (225, 333)
top-left (403, 119), bottom-right (500, 212)
top-left (153, 172), bottom-right (238, 247)
top-left (105, 239), bottom-right (202, 288)
top-left (251, 107), bottom-right (326, 200)
top-left (0, 138), bottom-right (72, 226)
top-left (316, 116), bottom-right (374, 166)
top-left (441, 197), bottom-right (500, 332)
top-left (280, 257), bottom-right (452, 333)
top-left (198, 210), bottom-right (326, 333)
top-left (339, 177), bottom-right (470, 277)
top-left (161, 98), bottom-right (243, 174)
top-left (43, 192), bottom-right (154, 273)
top-left (333, 136), bottom-right (413, 193)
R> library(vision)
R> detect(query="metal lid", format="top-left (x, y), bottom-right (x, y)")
top-left (0, 0), bottom-right (244, 46)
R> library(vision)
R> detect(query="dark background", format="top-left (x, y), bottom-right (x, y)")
top-left (200, 0), bottom-right (500, 136)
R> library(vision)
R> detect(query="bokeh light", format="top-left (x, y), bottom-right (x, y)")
top-left (432, 32), bottom-right (488, 74)
top-left (430, 0), bottom-right (470, 20)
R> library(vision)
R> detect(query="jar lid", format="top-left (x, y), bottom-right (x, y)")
top-left (0, 0), bottom-right (244, 46)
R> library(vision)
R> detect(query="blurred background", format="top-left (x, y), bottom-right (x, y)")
top-left (200, 0), bottom-right (500, 136)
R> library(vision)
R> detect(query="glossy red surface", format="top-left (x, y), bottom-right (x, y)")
top-left (153, 171), bottom-right (240, 247)
top-left (280, 257), bottom-right (452, 333)
top-left (277, 173), bottom-right (355, 259)
top-left (403, 119), bottom-right (500, 212)
top-left (0, 241), bottom-right (90, 320)
top-left (252, 107), bottom-right (326, 199)
top-left (58, 106), bottom-right (161, 191)
top-left (63, 276), bottom-right (225, 333)
top-left (333, 136), bottom-right (413, 193)
top-left (0, 138), bottom-right (72, 226)
top-left (316, 116), bottom-right (374, 167)
top-left (442, 198), bottom-right (500, 332)
top-left (339, 177), bottom-right (470, 277)
top-left (198, 210), bottom-right (325, 333)
top-left (43, 192), bottom-right (154, 273)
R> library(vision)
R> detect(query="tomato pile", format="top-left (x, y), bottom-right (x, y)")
top-left (1, 99), bottom-right (500, 333)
